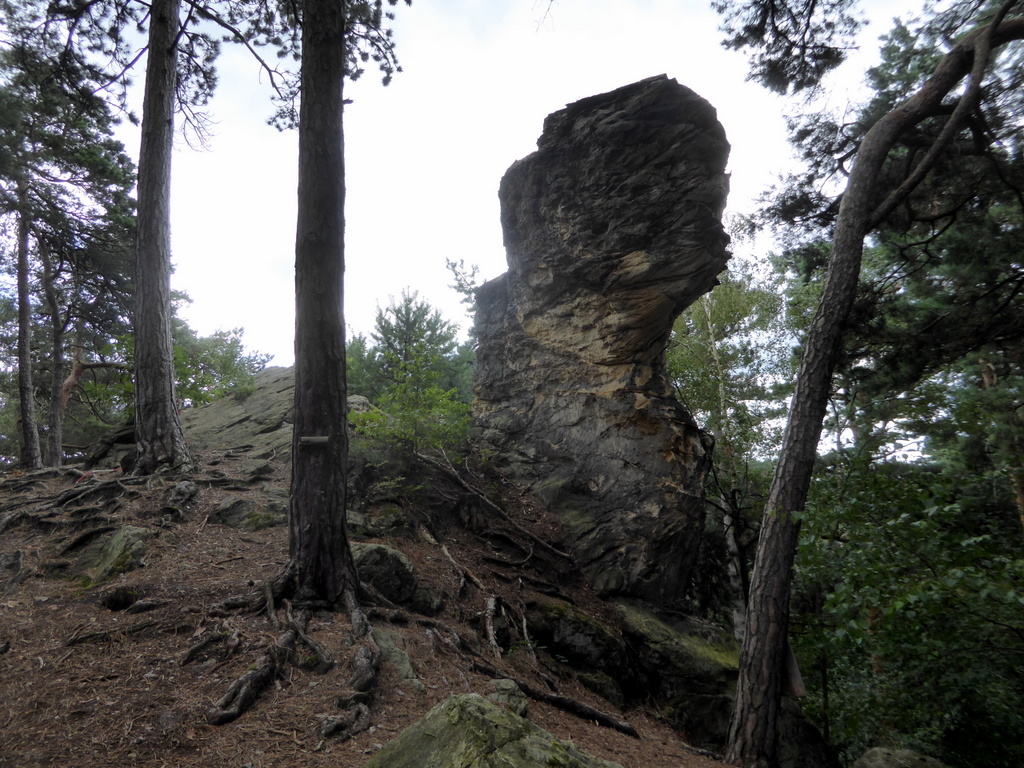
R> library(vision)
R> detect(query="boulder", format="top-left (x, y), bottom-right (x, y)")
top-left (853, 748), bottom-right (948, 768)
top-left (208, 497), bottom-right (286, 531)
top-left (350, 542), bottom-right (442, 614)
top-left (472, 75), bottom-right (730, 607)
top-left (373, 628), bottom-right (426, 693)
top-left (351, 542), bottom-right (418, 603)
top-left (525, 598), bottom-right (746, 745)
top-left (615, 601), bottom-right (738, 747)
top-left (178, 365), bottom-right (373, 470)
top-left (362, 694), bottom-right (624, 768)
top-left (487, 678), bottom-right (529, 717)
top-left (72, 525), bottom-right (153, 584)
top-left (179, 366), bottom-right (295, 462)
top-left (525, 600), bottom-right (634, 702)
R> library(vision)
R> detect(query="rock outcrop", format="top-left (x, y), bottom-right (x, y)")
top-left (362, 694), bottom-right (625, 768)
top-left (473, 75), bottom-right (731, 606)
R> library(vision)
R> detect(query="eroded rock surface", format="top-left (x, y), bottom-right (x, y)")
top-left (473, 75), bottom-right (730, 606)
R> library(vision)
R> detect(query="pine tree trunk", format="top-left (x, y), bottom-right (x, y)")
top-left (133, 0), bottom-right (193, 475)
top-left (288, 0), bottom-right (358, 605)
top-left (15, 181), bottom-right (41, 470)
top-left (40, 244), bottom-right (65, 466)
top-left (725, 15), bottom-right (1024, 767)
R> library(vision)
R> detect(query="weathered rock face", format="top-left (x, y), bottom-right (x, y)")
top-left (473, 75), bottom-right (730, 606)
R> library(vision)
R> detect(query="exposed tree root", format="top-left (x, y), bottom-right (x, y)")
top-left (421, 527), bottom-right (487, 594)
top-left (483, 595), bottom-right (505, 660)
top-left (180, 621), bottom-right (242, 666)
top-left (367, 607), bottom-right (490, 663)
top-left (286, 602), bottom-right (335, 674)
top-left (66, 619), bottom-right (164, 646)
top-left (365, 604), bottom-right (636, 738)
top-left (415, 452), bottom-right (574, 563)
top-left (469, 660), bottom-right (640, 738)
top-left (0, 549), bottom-right (32, 596)
top-left (0, 473), bottom-right (143, 539)
top-left (0, 510), bottom-right (28, 535)
top-left (320, 587), bottom-right (381, 741)
top-left (205, 581), bottom-right (377, 735)
top-left (207, 627), bottom-right (296, 725)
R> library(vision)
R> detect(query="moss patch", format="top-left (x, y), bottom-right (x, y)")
top-left (363, 694), bottom-right (624, 768)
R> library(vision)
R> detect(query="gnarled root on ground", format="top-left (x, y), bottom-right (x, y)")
top-left (205, 575), bottom-right (380, 738)
top-left (318, 586), bottom-right (381, 740)
top-left (206, 627), bottom-right (295, 725)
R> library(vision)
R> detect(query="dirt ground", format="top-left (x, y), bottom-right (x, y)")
top-left (0, 448), bottom-right (728, 768)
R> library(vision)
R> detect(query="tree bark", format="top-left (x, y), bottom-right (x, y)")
top-left (15, 180), bottom-right (42, 470)
top-left (288, 0), bottom-right (358, 605)
top-left (39, 243), bottom-right (66, 466)
top-left (725, 12), bottom-right (1024, 768)
top-left (133, 0), bottom-right (194, 475)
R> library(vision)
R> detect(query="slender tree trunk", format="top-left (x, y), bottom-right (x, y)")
top-left (133, 0), bottom-right (194, 475)
top-left (39, 243), bottom-right (65, 466)
top-left (15, 181), bottom-right (42, 470)
top-left (725, 13), bottom-right (1024, 768)
top-left (288, 0), bottom-right (358, 605)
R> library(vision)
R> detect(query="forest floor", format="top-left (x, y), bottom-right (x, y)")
top-left (0, 443), bottom-right (728, 768)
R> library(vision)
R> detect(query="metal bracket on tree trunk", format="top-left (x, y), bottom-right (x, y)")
top-left (298, 435), bottom-right (330, 446)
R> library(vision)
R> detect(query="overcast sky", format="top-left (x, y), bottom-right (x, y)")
top-left (155, 0), bottom-right (915, 365)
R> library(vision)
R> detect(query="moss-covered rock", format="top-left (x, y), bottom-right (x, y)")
top-left (362, 694), bottom-right (624, 768)
top-left (350, 542), bottom-right (418, 604)
top-left (576, 669), bottom-right (626, 710)
top-left (615, 601), bottom-right (738, 747)
top-left (526, 600), bottom-right (630, 671)
top-left (852, 748), bottom-right (947, 768)
top-left (348, 502), bottom-right (416, 538)
top-left (486, 678), bottom-right (529, 717)
top-left (373, 628), bottom-right (425, 693)
top-left (73, 526), bottom-right (153, 584)
top-left (616, 601), bottom-right (738, 687)
top-left (208, 497), bottom-right (285, 531)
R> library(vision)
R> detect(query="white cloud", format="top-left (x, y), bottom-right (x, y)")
top-left (155, 0), bottom-right (907, 365)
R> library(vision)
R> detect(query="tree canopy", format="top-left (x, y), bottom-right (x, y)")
top-left (717, 2), bottom-right (1024, 766)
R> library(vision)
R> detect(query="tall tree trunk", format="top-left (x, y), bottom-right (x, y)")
top-left (133, 0), bottom-right (193, 475)
top-left (725, 13), bottom-right (1024, 768)
top-left (39, 243), bottom-right (65, 466)
top-left (15, 181), bottom-right (42, 470)
top-left (288, 0), bottom-right (358, 604)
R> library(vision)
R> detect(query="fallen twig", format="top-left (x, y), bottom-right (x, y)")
top-left (414, 452), bottom-right (573, 563)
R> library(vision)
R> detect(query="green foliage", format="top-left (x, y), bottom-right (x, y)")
top-left (711, 4), bottom-right (1024, 764)
top-left (794, 458), bottom-right (1024, 767)
top-left (0, 295), bottom-right (270, 464)
top-left (665, 261), bottom-right (795, 620)
top-left (351, 383), bottom-right (470, 461)
top-left (445, 256), bottom-right (481, 340)
top-left (348, 290), bottom-right (473, 404)
top-left (348, 290), bottom-right (472, 470)
top-left (240, 0), bottom-right (413, 130)
top-left (171, 300), bottom-right (272, 407)
top-left (712, 0), bottom-right (863, 94)
top-left (667, 262), bottom-right (792, 460)
top-left (0, 17), bottom-right (139, 465)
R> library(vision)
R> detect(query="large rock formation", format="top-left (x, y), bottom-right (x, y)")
top-left (473, 75), bottom-right (730, 607)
